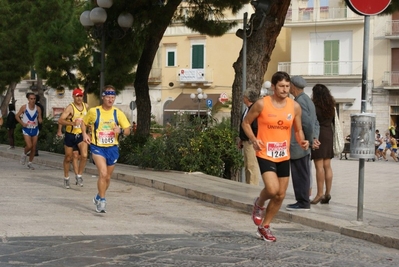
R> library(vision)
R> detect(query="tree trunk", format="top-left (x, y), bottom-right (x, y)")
top-left (231, 0), bottom-right (291, 131)
top-left (134, 0), bottom-right (182, 136)
top-left (0, 82), bottom-right (17, 117)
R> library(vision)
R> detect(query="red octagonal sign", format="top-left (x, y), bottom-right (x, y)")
top-left (346, 0), bottom-right (391, 16)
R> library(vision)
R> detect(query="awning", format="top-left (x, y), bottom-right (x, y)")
top-left (164, 93), bottom-right (223, 112)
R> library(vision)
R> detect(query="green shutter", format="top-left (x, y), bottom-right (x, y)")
top-left (192, 45), bottom-right (204, 69)
top-left (167, 51), bottom-right (175, 66)
top-left (324, 40), bottom-right (339, 75)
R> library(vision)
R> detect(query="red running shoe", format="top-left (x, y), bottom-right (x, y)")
top-left (252, 197), bottom-right (265, 226)
top-left (257, 226), bottom-right (276, 242)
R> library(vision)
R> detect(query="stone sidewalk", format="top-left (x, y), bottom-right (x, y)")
top-left (1, 145), bottom-right (398, 250)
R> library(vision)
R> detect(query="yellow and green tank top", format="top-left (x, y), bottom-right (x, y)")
top-left (83, 106), bottom-right (130, 147)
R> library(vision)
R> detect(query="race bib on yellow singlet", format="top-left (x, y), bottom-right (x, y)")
top-left (98, 130), bottom-right (116, 145)
top-left (74, 118), bottom-right (83, 129)
top-left (266, 141), bottom-right (287, 159)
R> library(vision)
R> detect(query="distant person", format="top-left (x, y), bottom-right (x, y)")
top-left (82, 85), bottom-right (131, 213)
top-left (286, 76), bottom-right (320, 211)
top-left (310, 84), bottom-right (335, 205)
top-left (15, 93), bottom-right (43, 170)
top-left (35, 95), bottom-right (45, 156)
top-left (6, 104), bottom-right (18, 149)
top-left (382, 132), bottom-right (392, 161)
top-left (242, 71), bottom-right (309, 242)
top-left (58, 88), bottom-right (89, 189)
top-left (388, 134), bottom-right (398, 162)
top-left (377, 133), bottom-right (387, 161)
top-left (131, 121), bottom-right (137, 134)
top-left (237, 88), bottom-right (261, 186)
top-left (374, 129), bottom-right (381, 161)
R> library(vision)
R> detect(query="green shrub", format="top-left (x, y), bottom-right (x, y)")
top-left (118, 118), bottom-right (243, 180)
top-left (1, 114), bottom-right (243, 180)
top-left (119, 133), bottom-right (148, 166)
top-left (37, 118), bottom-right (64, 154)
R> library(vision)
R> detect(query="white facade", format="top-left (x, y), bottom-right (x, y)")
top-left (281, 0), bottom-right (399, 136)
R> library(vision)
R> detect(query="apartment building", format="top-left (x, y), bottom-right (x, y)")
top-left (155, 4), bottom-right (290, 125)
top-left (281, 0), bottom-right (398, 135)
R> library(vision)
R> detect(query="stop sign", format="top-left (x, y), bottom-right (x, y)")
top-left (345, 0), bottom-right (391, 16)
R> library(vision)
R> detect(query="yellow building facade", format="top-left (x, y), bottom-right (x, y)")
top-left (150, 4), bottom-right (291, 125)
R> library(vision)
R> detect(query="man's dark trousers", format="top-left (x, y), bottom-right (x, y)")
top-left (290, 154), bottom-right (311, 208)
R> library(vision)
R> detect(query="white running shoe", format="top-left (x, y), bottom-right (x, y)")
top-left (64, 178), bottom-right (70, 189)
top-left (27, 163), bottom-right (35, 170)
top-left (75, 175), bottom-right (83, 187)
top-left (20, 154), bottom-right (27, 165)
top-left (94, 199), bottom-right (106, 213)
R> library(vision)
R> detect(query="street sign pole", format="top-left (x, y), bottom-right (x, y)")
top-left (345, 0), bottom-right (391, 221)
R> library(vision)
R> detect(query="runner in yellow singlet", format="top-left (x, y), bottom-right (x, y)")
top-left (82, 85), bottom-right (131, 213)
top-left (242, 71), bottom-right (309, 242)
top-left (58, 88), bottom-right (89, 188)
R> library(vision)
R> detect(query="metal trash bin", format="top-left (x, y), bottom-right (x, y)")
top-left (349, 113), bottom-right (376, 159)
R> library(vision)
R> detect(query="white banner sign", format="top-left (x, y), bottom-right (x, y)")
top-left (179, 69), bottom-right (205, 82)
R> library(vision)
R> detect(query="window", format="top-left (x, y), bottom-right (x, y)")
top-left (166, 50), bottom-right (176, 67)
top-left (167, 51), bottom-right (175, 66)
top-left (192, 44), bottom-right (204, 69)
top-left (324, 40), bottom-right (339, 75)
top-left (166, 48), bottom-right (176, 67)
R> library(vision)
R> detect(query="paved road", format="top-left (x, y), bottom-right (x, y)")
top-left (1, 156), bottom-right (399, 266)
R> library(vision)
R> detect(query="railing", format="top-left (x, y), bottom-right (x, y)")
top-left (278, 61), bottom-right (362, 76)
top-left (383, 71), bottom-right (399, 86)
top-left (286, 7), bottom-right (362, 22)
top-left (385, 20), bottom-right (399, 36)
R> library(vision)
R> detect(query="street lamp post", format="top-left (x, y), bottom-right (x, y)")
top-left (236, 1), bottom-right (272, 115)
top-left (190, 88), bottom-right (208, 118)
top-left (79, 0), bottom-right (133, 103)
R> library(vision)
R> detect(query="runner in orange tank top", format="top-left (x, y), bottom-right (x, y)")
top-left (242, 71), bottom-right (309, 242)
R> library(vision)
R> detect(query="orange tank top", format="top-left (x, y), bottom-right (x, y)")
top-left (256, 96), bottom-right (295, 162)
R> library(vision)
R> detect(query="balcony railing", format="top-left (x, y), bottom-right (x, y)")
top-left (383, 71), bottom-right (399, 86)
top-left (278, 61), bottom-right (362, 76)
top-left (385, 20), bottom-right (399, 36)
top-left (286, 7), bottom-right (362, 23)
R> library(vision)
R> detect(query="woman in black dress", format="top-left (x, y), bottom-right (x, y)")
top-left (311, 84), bottom-right (335, 204)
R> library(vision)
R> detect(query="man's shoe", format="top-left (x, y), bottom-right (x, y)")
top-left (286, 203), bottom-right (310, 211)
top-left (75, 175), bottom-right (83, 187)
top-left (252, 197), bottom-right (265, 226)
top-left (256, 226), bottom-right (276, 242)
top-left (93, 196), bottom-right (100, 206)
top-left (64, 178), bottom-right (70, 189)
top-left (95, 199), bottom-right (106, 213)
top-left (20, 154), bottom-right (27, 165)
top-left (27, 163), bottom-right (35, 170)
